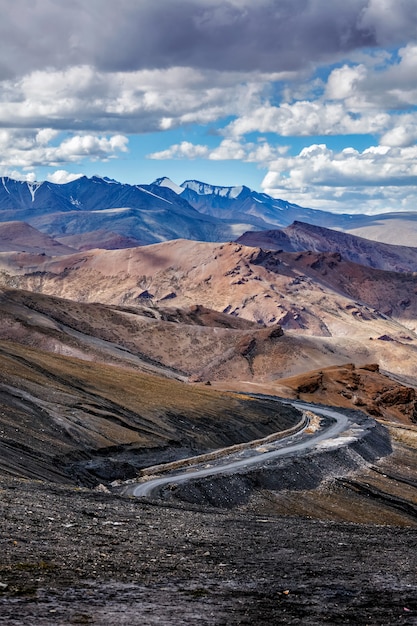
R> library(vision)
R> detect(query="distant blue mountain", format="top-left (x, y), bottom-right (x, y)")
top-left (0, 175), bottom-right (198, 218)
top-left (0, 175), bottom-right (416, 248)
top-left (177, 179), bottom-right (359, 230)
top-left (2, 175), bottom-right (315, 245)
top-left (0, 175), bottom-right (257, 244)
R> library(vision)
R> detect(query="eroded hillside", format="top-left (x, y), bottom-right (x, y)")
top-left (0, 337), bottom-right (300, 485)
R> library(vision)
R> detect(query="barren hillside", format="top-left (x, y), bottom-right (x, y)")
top-left (2, 286), bottom-right (417, 400)
top-left (1, 240), bottom-right (417, 330)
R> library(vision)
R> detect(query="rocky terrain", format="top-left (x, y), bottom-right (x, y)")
top-left (1, 475), bottom-right (416, 626)
top-left (0, 287), bottom-right (416, 417)
top-left (2, 239), bottom-right (417, 332)
top-left (1, 209), bottom-right (417, 623)
top-left (2, 239), bottom-right (417, 388)
top-left (0, 333), bottom-right (304, 484)
top-left (0, 285), bottom-right (416, 518)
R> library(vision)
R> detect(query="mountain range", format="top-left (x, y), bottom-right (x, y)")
top-left (1, 174), bottom-right (417, 249)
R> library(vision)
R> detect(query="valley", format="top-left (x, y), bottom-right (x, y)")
top-left (0, 176), bottom-right (417, 624)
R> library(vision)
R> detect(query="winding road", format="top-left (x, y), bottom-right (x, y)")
top-left (126, 402), bottom-right (361, 499)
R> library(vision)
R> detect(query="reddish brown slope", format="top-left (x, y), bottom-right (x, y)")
top-left (270, 362), bottom-right (417, 425)
top-left (1, 239), bottom-right (417, 335)
top-left (0, 221), bottom-right (75, 255)
top-left (238, 220), bottom-right (417, 273)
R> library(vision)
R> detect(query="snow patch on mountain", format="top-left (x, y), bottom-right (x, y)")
top-left (153, 177), bottom-right (184, 195)
top-left (181, 180), bottom-right (244, 199)
top-left (27, 182), bottom-right (42, 203)
top-left (70, 196), bottom-right (82, 208)
top-left (2, 178), bottom-right (10, 194)
top-left (91, 207), bottom-right (131, 214)
top-left (136, 186), bottom-right (173, 205)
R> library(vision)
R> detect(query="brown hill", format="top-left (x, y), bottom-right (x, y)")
top-left (57, 229), bottom-right (144, 251)
top-left (1, 240), bottom-right (417, 389)
top-left (1, 238), bottom-right (416, 336)
top-left (237, 220), bottom-right (417, 273)
top-left (0, 221), bottom-right (75, 255)
top-left (1, 234), bottom-right (417, 400)
top-left (1, 287), bottom-right (416, 427)
top-left (261, 362), bottom-right (417, 425)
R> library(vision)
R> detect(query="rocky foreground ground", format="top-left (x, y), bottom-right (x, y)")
top-left (1, 476), bottom-right (416, 625)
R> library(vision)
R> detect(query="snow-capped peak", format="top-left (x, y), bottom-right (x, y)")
top-left (153, 177), bottom-right (184, 195)
top-left (181, 180), bottom-right (244, 199)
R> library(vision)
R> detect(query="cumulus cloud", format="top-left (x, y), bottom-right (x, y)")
top-left (0, 65), bottom-right (267, 135)
top-left (4, 170), bottom-right (37, 183)
top-left (325, 64), bottom-right (368, 100)
top-left (149, 141), bottom-right (210, 160)
top-left (0, 129), bottom-right (128, 170)
top-left (225, 101), bottom-right (392, 138)
top-left (47, 170), bottom-right (85, 184)
top-left (262, 143), bottom-right (417, 213)
top-left (225, 45), bottom-right (417, 142)
top-left (149, 138), bottom-right (288, 163)
top-left (324, 44), bottom-right (417, 110)
top-left (380, 122), bottom-right (417, 147)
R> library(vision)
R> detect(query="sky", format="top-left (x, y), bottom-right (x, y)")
top-left (0, 0), bottom-right (416, 215)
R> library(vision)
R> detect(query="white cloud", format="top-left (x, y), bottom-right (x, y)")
top-left (325, 64), bottom-right (367, 100)
top-left (148, 137), bottom-right (288, 163)
top-left (0, 128), bottom-right (129, 170)
top-left (5, 170), bottom-right (37, 183)
top-left (380, 121), bottom-right (417, 147)
top-left (209, 139), bottom-right (247, 161)
top-left (47, 170), bottom-right (85, 184)
top-left (0, 65), bottom-right (269, 135)
top-left (149, 141), bottom-right (210, 160)
top-left (261, 143), bottom-right (417, 213)
top-left (35, 128), bottom-right (59, 145)
top-left (55, 134), bottom-right (128, 159)
top-left (225, 101), bottom-right (392, 138)
top-left (224, 46), bottom-right (417, 143)
top-left (209, 138), bottom-right (288, 162)
top-left (324, 44), bottom-right (417, 110)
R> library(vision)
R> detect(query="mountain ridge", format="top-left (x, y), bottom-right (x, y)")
top-left (237, 221), bottom-right (417, 273)
top-left (1, 174), bottom-right (417, 246)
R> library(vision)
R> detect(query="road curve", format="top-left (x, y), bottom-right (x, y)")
top-left (126, 402), bottom-right (353, 499)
